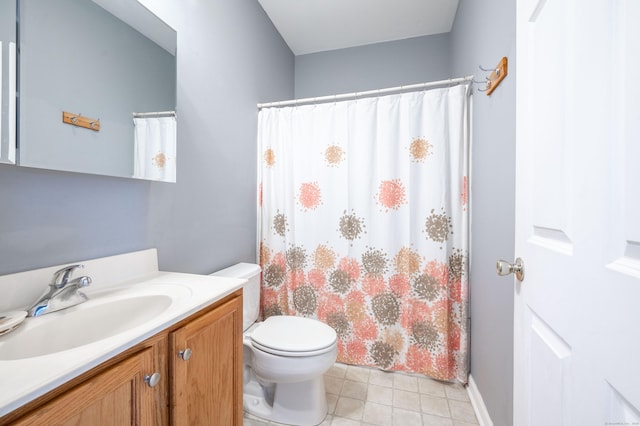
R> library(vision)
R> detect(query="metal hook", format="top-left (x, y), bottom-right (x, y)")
top-left (478, 64), bottom-right (497, 72)
top-left (472, 77), bottom-right (490, 92)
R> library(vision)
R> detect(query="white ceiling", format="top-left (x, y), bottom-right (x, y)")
top-left (93, 0), bottom-right (176, 55)
top-left (257, 0), bottom-right (460, 55)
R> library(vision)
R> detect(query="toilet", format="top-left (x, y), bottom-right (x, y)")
top-left (212, 263), bottom-right (337, 426)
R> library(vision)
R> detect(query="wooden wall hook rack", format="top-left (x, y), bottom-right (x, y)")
top-left (62, 111), bottom-right (101, 131)
top-left (484, 57), bottom-right (508, 96)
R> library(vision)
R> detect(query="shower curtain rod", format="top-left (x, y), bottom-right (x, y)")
top-left (132, 110), bottom-right (176, 118)
top-left (257, 75), bottom-right (474, 109)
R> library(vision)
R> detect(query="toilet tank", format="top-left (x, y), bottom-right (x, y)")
top-left (210, 263), bottom-right (261, 331)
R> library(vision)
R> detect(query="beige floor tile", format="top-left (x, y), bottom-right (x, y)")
top-left (317, 415), bottom-right (333, 426)
top-left (326, 363), bottom-right (349, 379)
top-left (245, 363), bottom-right (480, 426)
top-left (366, 384), bottom-right (393, 406)
top-left (448, 400), bottom-right (478, 424)
top-left (420, 394), bottom-right (450, 418)
top-left (243, 412), bottom-right (270, 425)
top-left (362, 402), bottom-right (393, 426)
top-left (330, 417), bottom-right (362, 426)
top-left (393, 389), bottom-right (421, 412)
top-left (422, 414), bottom-right (454, 426)
top-left (346, 365), bottom-right (371, 383)
top-left (342, 380), bottom-right (368, 400)
top-left (418, 377), bottom-right (446, 397)
top-left (327, 393), bottom-right (339, 414)
top-left (325, 376), bottom-right (345, 395)
top-left (393, 373), bottom-right (419, 392)
top-left (335, 397), bottom-right (365, 421)
top-left (444, 384), bottom-right (469, 402)
top-left (243, 417), bottom-right (269, 426)
top-left (369, 369), bottom-right (394, 388)
top-left (392, 407), bottom-right (423, 426)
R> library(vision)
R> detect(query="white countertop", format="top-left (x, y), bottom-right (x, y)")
top-left (0, 249), bottom-right (245, 418)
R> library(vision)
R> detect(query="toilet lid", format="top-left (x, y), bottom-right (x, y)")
top-left (250, 316), bottom-right (337, 355)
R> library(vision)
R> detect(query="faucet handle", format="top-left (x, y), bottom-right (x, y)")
top-left (50, 264), bottom-right (83, 288)
top-left (75, 276), bottom-right (92, 288)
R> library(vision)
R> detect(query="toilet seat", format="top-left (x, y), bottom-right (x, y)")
top-left (250, 316), bottom-right (337, 357)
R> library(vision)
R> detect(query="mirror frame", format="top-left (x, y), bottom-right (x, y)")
top-left (0, 0), bottom-right (17, 165)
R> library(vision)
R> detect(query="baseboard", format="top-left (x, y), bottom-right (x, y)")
top-left (467, 374), bottom-right (494, 426)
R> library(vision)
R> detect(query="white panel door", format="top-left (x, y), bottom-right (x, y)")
top-left (515, 0), bottom-right (640, 425)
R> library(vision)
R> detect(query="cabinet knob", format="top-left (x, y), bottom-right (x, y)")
top-left (144, 372), bottom-right (161, 388)
top-left (178, 348), bottom-right (192, 361)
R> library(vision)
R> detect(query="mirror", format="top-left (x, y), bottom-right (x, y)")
top-left (0, 0), bottom-right (16, 165)
top-left (17, 0), bottom-right (177, 181)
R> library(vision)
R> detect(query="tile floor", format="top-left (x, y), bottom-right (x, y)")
top-left (243, 362), bottom-right (479, 426)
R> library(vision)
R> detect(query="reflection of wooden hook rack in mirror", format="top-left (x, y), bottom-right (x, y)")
top-left (62, 111), bottom-right (101, 131)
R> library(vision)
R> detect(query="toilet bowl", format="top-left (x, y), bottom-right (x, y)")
top-left (212, 263), bottom-right (337, 426)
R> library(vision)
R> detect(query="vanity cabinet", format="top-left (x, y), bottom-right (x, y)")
top-left (170, 295), bottom-right (243, 425)
top-left (2, 290), bottom-right (242, 426)
top-left (11, 346), bottom-right (162, 426)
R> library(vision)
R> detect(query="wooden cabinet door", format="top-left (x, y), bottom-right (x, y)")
top-left (170, 295), bottom-right (243, 426)
top-left (12, 347), bottom-right (160, 426)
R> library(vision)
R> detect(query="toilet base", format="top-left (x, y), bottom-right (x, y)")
top-left (244, 376), bottom-right (328, 426)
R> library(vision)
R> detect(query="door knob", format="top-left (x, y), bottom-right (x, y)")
top-left (496, 258), bottom-right (525, 281)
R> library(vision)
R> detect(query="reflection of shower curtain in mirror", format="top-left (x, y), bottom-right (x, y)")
top-left (133, 115), bottom-right (176, 182)
top-left (258, 84), bottom-right (471, 383)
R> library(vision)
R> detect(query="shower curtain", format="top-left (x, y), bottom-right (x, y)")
top-left (257, 84), bottom-right (470, 383)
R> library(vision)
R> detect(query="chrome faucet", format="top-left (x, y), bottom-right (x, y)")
top-left (27, 264), bottom-right (92, 317)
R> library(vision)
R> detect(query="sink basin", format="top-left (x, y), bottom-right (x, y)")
top-left (0, 294), bottom-right (172, 360)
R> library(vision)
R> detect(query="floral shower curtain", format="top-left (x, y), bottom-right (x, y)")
top-left (257, 84), bottom-right (471, 383)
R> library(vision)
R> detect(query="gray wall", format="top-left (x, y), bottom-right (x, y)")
top-left (0, 0), bottom-right (294, 275)
top-left (19, 0), bottom-right (175, 178)
top-left (295, 34), bottom-right (451, 98)
top-left (143, 0), bottom-right (294, 273)
top-left (450, 0), bottom-right (516, 425)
